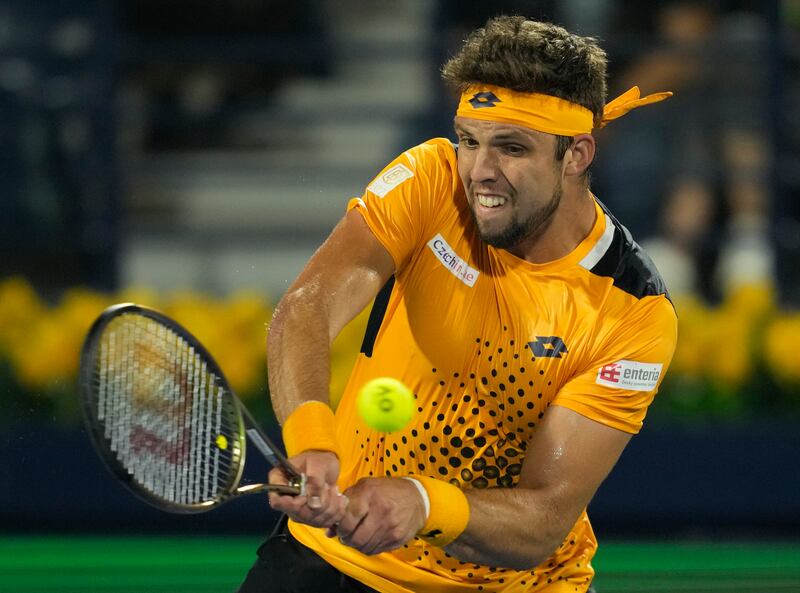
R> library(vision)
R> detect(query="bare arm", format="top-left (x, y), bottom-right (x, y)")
top-left (445, 405), bottom-right (632, 569)
top-left (267, 208), bottom-right (395, 526)
top-left (336, 404), bottom-right (632, 563)
top-left (268, 208), bottom-right (395, 423)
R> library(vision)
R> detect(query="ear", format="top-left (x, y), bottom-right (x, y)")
top-left (562, 134), bottom-right (596, 178)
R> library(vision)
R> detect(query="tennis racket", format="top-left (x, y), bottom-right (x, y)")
top-left (79, 302), bottom-right (305, 513)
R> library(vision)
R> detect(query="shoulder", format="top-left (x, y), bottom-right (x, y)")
top-left (403, 137), bottom-right (458, 171)
top-left (391, 138), bottom-right (462, 203)
top-left (584, 200), bottom-right (671, 301)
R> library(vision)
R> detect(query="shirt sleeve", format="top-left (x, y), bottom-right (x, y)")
top-left (553, 294), bottom-right (678, 434)
top-left (347, 138), bottom-right (457, 272)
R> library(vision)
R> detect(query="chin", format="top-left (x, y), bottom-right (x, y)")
top-left (477, 227), bottom-right (511, 249)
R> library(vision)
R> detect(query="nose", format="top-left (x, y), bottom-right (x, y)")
top-left (469, 147), bottom-right (500, 184)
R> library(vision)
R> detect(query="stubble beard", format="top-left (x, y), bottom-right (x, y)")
top-left (472, 182), bottom-right (564, 251)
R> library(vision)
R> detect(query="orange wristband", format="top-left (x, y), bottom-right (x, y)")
top-left (413, 475), bottom-right (471, 547)
top-left (281, 401), bottom-right (340, 459)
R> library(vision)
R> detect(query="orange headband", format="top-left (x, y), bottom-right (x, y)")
top-left (456, 85), bottom-right (673, 135)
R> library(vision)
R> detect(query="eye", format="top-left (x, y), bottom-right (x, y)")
top-left (459, 136), bottom-right (478, 149)
top-left (502, 144), bottom-right (527, 156)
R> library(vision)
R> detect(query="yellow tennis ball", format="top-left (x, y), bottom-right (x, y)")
top-left (357, 377), bottom-right (415, 433)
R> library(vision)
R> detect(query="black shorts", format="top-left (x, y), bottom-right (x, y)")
top-left (237, 515), bottom-right (379, 593)
top-left (237, 515), bottom-right (596, 593)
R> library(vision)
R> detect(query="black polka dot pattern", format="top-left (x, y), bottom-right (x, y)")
top-left (348, 332), bottom-right (579, 590)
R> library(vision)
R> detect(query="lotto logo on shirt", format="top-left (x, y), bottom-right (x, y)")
top-left (427, 234), bottom-right (479, 287)
top-left (596, 360), bottom-right (663, 391)
top-left (367, 163), bottom-right (414, 198)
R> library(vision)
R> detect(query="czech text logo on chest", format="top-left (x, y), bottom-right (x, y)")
top-left (427, 234), bottom-right (479, 287)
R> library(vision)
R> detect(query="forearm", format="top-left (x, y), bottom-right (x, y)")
top-left (267, 211), bottom-right (395, 425)
top-left (268, 278), bottom-right (334, 424)
top-left (440, 407), bottom-right (632, 570)
top-left (444, 487), bottom-right (576, 570)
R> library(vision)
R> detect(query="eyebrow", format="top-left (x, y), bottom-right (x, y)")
top-left (454, 122), bottom-right (535, 144)
top-left (491, 132), bottom-right (530, 142)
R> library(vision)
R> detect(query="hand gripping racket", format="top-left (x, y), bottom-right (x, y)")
top-left (79, 303), bottom-right (305, 513)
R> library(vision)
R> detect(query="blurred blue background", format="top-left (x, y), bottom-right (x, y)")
top-left (1, 0), bottom-right (800, 550)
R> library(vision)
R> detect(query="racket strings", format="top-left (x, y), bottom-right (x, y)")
top-left (93, 314), bottom-right (241, 506)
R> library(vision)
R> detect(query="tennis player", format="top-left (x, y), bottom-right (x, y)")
top-left (239, 16), bottom-right (677, 593)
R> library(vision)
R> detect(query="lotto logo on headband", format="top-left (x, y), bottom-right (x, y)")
top-left (458, 84), bottom-right (672, 136)
top-left (469, 91), bottom-right (501, 109)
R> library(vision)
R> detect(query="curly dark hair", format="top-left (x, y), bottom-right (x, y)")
top-left (442, 16), bottom-right (608, 127)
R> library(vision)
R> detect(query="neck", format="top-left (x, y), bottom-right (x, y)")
top-left (508, 186), bottom-right (596, 263)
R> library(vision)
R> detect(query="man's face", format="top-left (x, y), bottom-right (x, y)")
top-left (455, 117), bottom-right (564, 253)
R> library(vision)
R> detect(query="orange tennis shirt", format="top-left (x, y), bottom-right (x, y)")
top-left (290, 138), bottom-right (677, 593)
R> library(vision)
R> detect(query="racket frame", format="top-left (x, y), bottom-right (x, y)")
top-left (80, 302), bottom-right (304, 514)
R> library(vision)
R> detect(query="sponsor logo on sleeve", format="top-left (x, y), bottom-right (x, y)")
top-left (427, 233), bottom-right (479, 287)
top-left (367, 163), bottom-right (414, 198)
top-left (595, 360), bottom-right (663, 391)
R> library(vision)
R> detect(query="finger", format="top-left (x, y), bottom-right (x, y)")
top-left (336, 498), bottom-right (368, 542)
top-left (368, 528), bottom-right (403, 555)
top-left (360, 533), bottom-right (384, 556)
top-left (311, 491), bottom-right (349, 528)
top-left (268, 463), bottom-right (292, 482)
top-left (266, 466), bottom-right (292, 501)
top-left (302, 459), bottom-right (336, 509)
top-left (357, 517), bottom-right (405, 556)
top-left (268, 475), bottom-right (303, 509)
top-left (343, 513), bottom-right (384, 554)
top-left (275, 485), bottom-right (346, 528)
top-left (325, 492), bottom-right (348, 538)
top-left (268, 492), bottom-right (308, 514)
top-left (301, 470), bottom-right (328, 509)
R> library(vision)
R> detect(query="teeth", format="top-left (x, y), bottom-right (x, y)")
top-left (477, 194), bottom-right (507, 208)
